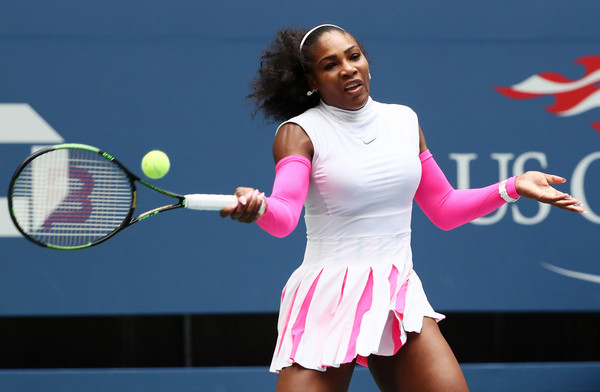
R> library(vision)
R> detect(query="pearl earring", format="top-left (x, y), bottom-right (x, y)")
top-left (306, 89), bottom-right (316, 96)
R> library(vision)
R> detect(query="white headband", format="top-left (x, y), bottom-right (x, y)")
top-left (299, 24), bottom-right (345, 51)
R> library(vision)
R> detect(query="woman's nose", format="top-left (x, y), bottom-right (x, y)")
top-left (340, 60), bottom-right (357, 76)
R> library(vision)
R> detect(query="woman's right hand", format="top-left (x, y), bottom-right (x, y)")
top-left (220, 187), bottom-right (266, 223)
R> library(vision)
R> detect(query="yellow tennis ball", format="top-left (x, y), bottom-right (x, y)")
top-left (141, 150), bottom-right (170, 179)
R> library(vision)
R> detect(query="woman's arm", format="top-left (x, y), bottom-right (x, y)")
top-left (414, 126), bottom-right (584, 230)
top-left (272, 123), bottom-right (314, 162)
top-left (220, 123), bottom-right (314, 237)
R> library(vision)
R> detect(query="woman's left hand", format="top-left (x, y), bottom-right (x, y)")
top-left (515, 171), bottom-right (585, 213)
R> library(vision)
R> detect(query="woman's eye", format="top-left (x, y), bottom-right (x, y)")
top-left (350, 53), bottom-right (361, 61)
top-left (324, 62), bottom-right (336, 70)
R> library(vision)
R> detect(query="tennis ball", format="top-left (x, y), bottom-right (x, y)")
top-left (141, 150), bottom-right (170, 179)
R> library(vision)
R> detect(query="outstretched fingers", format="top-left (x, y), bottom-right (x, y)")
top-left (549, 193), bottom-right (586, 213)
top-left (537, 183), bottom-right (585, 213)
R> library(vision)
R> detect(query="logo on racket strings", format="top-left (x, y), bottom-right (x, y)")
top-left (43, 166), bottom-right (94, 230)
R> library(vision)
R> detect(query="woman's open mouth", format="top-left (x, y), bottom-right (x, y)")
top-left (344, 81), bottom-right (364, 94)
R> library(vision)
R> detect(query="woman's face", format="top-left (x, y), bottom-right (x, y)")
top-left (306, 30), bottom-right (370, 111)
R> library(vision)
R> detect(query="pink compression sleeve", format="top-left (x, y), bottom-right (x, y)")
top-left (257, 155), bottom-right (311, 238)
top-left (414, 150), bottom-right (519, 231)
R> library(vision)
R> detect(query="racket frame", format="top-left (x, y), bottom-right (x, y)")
top-left (7, 143), bottom-right (187, 250)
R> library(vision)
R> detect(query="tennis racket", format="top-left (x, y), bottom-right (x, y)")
top-left (7, 143), bottom-right (248, 250)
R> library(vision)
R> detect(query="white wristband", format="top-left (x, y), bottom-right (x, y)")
top-left (499, 180), bottom-right (518, 203)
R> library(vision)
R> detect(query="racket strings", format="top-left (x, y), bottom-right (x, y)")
top-left (11, 148), bottom-right (133, 247)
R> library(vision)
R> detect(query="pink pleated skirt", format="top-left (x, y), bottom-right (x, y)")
top-left (270, 232), bottom-right (444, 373)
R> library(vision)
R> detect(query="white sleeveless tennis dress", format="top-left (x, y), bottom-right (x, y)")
top-left (270, 97), bottom-right (444, 373)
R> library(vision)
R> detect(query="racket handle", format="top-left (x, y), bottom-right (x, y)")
top-left (184, 193), bottom-right (266, 214)
top-left (184, 194), bottom-right (237, 210)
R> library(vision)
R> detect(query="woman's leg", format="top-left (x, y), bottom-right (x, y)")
top-left (275, 361), bottom-right (356, 392)
top-left (368, 317), bottom-right (469, 392)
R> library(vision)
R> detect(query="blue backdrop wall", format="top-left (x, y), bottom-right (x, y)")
top-left (1, 0), bottom-right (599, 317)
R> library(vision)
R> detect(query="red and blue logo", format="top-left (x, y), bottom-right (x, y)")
top-left (495, 55), bottom-right (600, 132)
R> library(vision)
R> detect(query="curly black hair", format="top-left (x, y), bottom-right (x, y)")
top-left (247, 25), bottom-right (348, 123)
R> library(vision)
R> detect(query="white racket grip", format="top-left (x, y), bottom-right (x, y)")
top-left (184, 193), bottom-right (266, 214)
top-left (184, 194), bottom-right (237, 210)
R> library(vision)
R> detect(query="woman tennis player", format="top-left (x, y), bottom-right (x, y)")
top-left (220, 24), bottom-right (584, 392)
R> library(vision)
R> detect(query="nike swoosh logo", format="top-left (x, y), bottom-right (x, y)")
top-left (363, 135), bottom-right (376, 144)
top-left (541, 262), bottom-right (600, 284)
